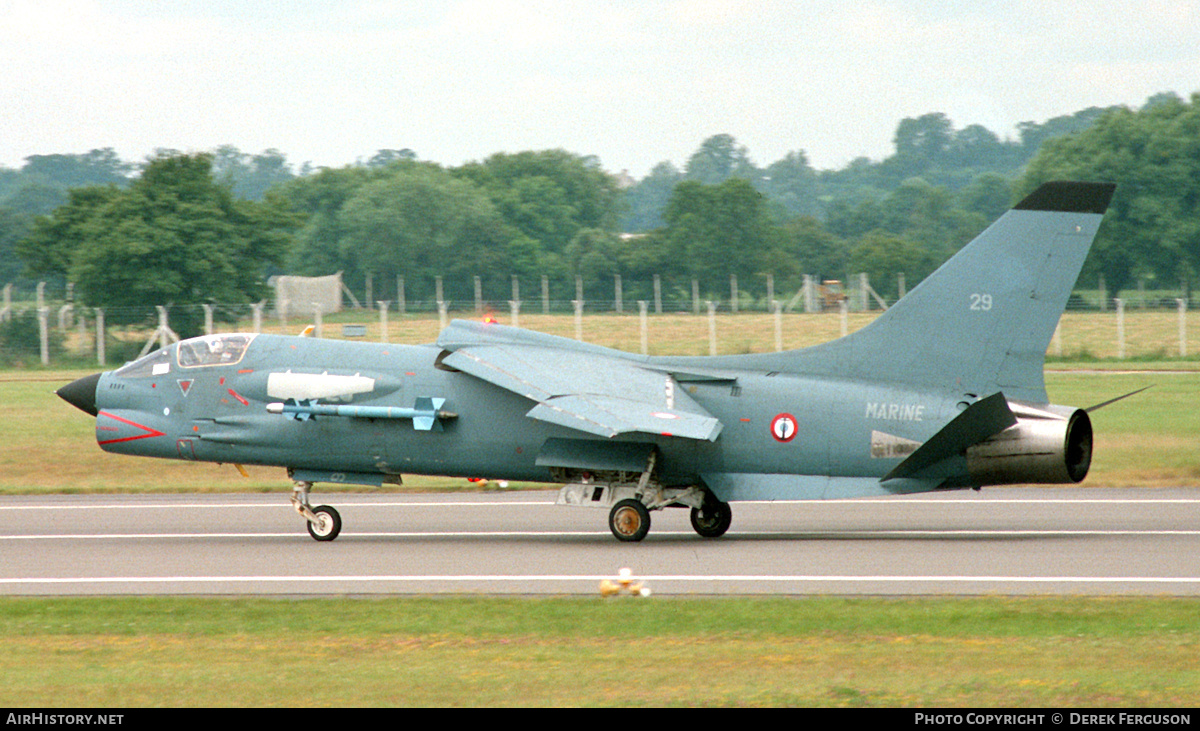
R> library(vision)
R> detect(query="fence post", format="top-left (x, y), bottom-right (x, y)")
top-left (312, 304), bottom-right (323, 339)
top-left (38, 307), bottom-right (49, 366)
top-left (692, 279), bottom-right (700, 315)
top-left (474, 276), bottom-right (483, 313)
top-left (729, 274), bottom-right (738, 314)
top-left (542, 275), bottom-right (550, 314)
top-left (95, 308), bottom-right (105, 366)
top-left (773, 300), bottom-right (783, 352)
top-left (251, 301), bottom-right (264, 334)
top-left (509, 299), bottom-right (520, 329)
top-left (839, 299), bottom-right (849, 337)
top-left (804, 275), bottom-right (816, 313)
top-left (437, 301), bottom-right (448, 331)
top-left (638, 300), bottom-right (648, 355)
top-left (397, 276), bottom-right (406, 316)
top-left (365, 273), bottom-right (373, 310)
top-left (898, 272), bottom-right (906, 299)
top-left (202, 304), bottom-right (215, 335)
top-left (1178, 298), bottom-right (1188, 357)
top-left (157, 306), bottom-right (170, 349)
top-left (435, 276), bottom-right (444, 305)
top-left (614, 275), bottom-right (622, 313)
top-left (707, 300), bottom-right (717, 355)
top-left (766, 273), bottom-right (774, 312)
top-left (1115, 297), bottom-right (1125, 359)
top-left (573, 300), bottom-right (583, 341)
top-left (377, 301), bottom-right (390, 343)
top-left (653, 274), bottom-right (662, 314)
top-left (511, 275), bottom-right (520, 307)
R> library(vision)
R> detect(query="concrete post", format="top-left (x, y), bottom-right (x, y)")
top-left (509, 299), bottom-right (520, 329)
top-left (706, 300), bottom-right (717, 356)
top-left (573, 300), bottom-right (583, 341)
top-left (95, 308), bottom-right (105, 366)
top-left (1115, 298), bottom-right (1125, 359)
top-left (729, 274), bottom-right (738, 314)
top-left (653, 274), bottom-right (662, 314)
top-left (202, 304), bottom-right (215, 335)
top-left (773, 300), bottom-right (782, 352)
top-left (437, 301), bottom-right (448, 330)
top-left (638, 301), bottom-right (648, 355)
top-left (614, 274), bottom-right (622, 313)
top-left (1178, 298), bottom-right (1188, 357)
top-left (377, 301), bottom-right (390, 342)
top-left (38, 307), bottom-right (49, 366)
top-left (251, 301), bottom-right (264, 334)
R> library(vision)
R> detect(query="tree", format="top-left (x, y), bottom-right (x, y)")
top-left (18, 153), bottom-right (295, 335)
top-left (455, 150), bottom-right (622, 257)
top-left (684, 134), bottom-right (758, 185)
top-left (1020, 94), bottom-right (1200, 298)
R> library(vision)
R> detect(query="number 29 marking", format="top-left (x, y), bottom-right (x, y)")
top-left (970, 293), bottom-right (993, 311)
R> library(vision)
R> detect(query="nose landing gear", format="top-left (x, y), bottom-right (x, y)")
top-left (291, 480), bottom-right (342, 542)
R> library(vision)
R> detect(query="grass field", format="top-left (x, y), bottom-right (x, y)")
top-left (1, 596), bottom-right (1198, 707)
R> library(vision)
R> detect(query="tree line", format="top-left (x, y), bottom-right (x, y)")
top-left (4, 91), bottom-right (1198, 337)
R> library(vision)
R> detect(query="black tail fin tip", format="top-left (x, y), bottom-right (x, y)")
top-left (1015, 181), bottom-right (1116, 214)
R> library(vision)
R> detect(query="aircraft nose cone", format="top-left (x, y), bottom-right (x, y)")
top-left (57, 372), bottom-right (102, 416)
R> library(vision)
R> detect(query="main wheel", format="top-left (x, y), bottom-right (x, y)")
top-left (690, 500), bottom-right (732, 538)
top-left (608, 499), bottom-right (651, 542)
top-left (307, 505), bottom-right (342, 542)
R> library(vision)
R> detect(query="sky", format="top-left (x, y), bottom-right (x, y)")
top-left (3, 0), bottom-right (1199, 178)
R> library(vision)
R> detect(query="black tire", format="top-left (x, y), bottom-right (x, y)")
top-left (690, 500), bottom-right (732, 538)
top-left (307, 505), bottom-right (342, 542)
top-left (608, 499), bottom-right (651, 542)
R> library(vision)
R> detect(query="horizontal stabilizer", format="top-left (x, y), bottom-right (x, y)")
top-left (882, 392), bottom-right (1017, 482)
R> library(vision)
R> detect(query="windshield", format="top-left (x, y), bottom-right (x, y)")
top-left (114, 348), bottom-right (173, 378)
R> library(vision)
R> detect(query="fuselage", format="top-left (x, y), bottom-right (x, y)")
top-left (76, 332), bottom-right (963, 489)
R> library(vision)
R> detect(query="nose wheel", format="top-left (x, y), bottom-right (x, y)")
top-left (306, 505), bottom-right (342, 541)
top-left (292, 480), bottom-right (343, 542)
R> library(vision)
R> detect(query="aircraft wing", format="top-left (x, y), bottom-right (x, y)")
top-left (438, 331), bottom-right (722, 441)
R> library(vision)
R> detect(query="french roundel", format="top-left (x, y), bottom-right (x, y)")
top-left (770, 413), bottom-right (797, 443)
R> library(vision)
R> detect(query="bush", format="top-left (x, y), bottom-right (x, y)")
top-left (0, 311), bottom-right (64, 366)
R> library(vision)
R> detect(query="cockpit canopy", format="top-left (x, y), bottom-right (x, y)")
top-left (113, 334), bottom-right (256, 378)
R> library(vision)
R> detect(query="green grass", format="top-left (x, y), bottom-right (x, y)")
top-left (1, 596), bottom-right (1198, 707)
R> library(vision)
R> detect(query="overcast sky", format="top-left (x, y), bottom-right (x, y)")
top-left (3, 0), bottom-right (1198, 178)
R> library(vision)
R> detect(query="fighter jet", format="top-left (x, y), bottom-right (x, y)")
top-left (58, 181), bottom-right (1116, 542)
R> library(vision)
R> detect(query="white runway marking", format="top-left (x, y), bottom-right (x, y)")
top-left (3, 575), bottom-right (1200, 587)
top-left (6, 529), bottom-right (1200, 541)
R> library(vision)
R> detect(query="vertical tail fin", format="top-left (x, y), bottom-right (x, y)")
top-left (781, 182), bottom-right (1116, 403)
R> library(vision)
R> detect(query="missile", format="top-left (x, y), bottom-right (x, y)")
top-left (267, 397), bottom-right (456, 431)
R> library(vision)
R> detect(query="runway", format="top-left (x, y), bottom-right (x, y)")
top-left (3, 487), bottom-right (1200, 596)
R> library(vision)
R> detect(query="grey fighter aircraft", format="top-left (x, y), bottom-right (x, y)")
top-left (58, 181), bottom-right (1117, 542)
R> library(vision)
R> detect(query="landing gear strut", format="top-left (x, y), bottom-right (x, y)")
top-left (291, 480), bottom-right (342, 542)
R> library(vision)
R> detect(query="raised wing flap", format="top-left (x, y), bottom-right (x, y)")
top-left (440, 340), bottom-right (722, 442)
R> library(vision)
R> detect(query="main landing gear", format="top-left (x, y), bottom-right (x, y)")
top-left (557, 453), bottom-right (733, 542)
top-left (292, 480), bottom-right (342, 542)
